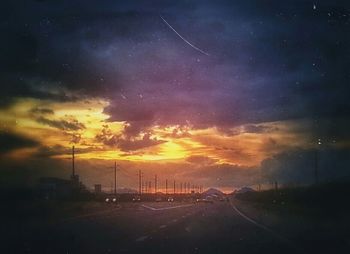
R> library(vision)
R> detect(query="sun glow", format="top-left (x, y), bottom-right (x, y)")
top-left (0, 97), bottom-right (313, 166)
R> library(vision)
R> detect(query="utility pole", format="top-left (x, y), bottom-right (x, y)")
top-left (314, 149), bottom-right (319, 185)
top-left (314, 138), bottom-right (322, 185)
top-left (138, 170), bottom-right (142, 195)
top-left (114, 161), bottom-right (117, 195)
top-left (155, 174), bottom-right (157, 194)
top-left (165, 179), bottom-right (168, 194)
top-left (173, 180), bottom-right (176, 194)
top-left (180, 182), bottom-right (183, 194)
top-left (72, 146), bottom-right (75, 177)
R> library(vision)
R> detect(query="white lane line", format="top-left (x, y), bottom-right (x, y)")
top-left (141, 204), bottom-right (194, 211)
top-left (172, 219), bottom-right (178, 223)
top-left (230, 201), bottom-right (273, 233)
top-left (59, 206), bottom-right (122, 223)
top-left (159, 225), bottom-right (167, 229)
top-left (135, 236), bottom-right (148, 242)
top-left (229, 200), bottom-right (306, 254)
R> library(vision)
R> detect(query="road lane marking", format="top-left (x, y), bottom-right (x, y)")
top-left (59, 206), bottom-right (122, 223)
top-left (135, 236), bottom-right (148, 242)
top-left (230, 201), bottom-right (271, 232)
top-left (172, 219), bottom-right (178, 223)
top-left (141, 204), bottom-right (194, 211)
top-left (229, 199), bottom-right (306, 254)
top-left (159, 225), bottom-right (167, 229)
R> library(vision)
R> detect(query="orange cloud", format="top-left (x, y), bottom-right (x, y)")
top-left (0, 97), bottom-right (314, 168)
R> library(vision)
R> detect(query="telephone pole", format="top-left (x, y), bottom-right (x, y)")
top-left (173, 180), bottom-right (176, 194)
top-left (138, 170), bottom-right (142, 195)
top-left (314, 138), bottom-right (322, 185)
top-left (314, 150), bottom-right (319, 184)
top-left (114, 161), bottom-right (117, 195)
top-left (154, 174), bottom-right (158, 194)
top-left (165, 179), bottom-right (168, 194)
top-left (72, 146), bottom-right (75, 177)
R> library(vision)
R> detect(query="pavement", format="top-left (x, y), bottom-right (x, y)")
top-left (3, 198), bottom-right (347, 254)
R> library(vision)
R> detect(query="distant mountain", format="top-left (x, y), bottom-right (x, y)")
top-left (234, 186), bottom-right (256, 194)
top-left (202, 188), bottom-right (224, 196)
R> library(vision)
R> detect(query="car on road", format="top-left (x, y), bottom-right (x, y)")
top-left (105, 197), bottom-right (118, 204)
top-left (132, 196), bottom-right (141, 202)
top-left (167, 197), bottom-right (174, 202)
top-left (196, 198), bottom-right (213, 204)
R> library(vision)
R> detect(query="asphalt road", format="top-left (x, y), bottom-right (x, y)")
top-left (2, 199), bottom-right (303, 254)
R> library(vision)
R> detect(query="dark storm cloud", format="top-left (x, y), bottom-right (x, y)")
top-left (260, 147), bottom-right (350, 185)
top-left (1, 0), bottom-right (350, 133)
top-left (0, 132), bottom-right (39, 155)
top-left (95, 124), bottom-right (165, 151)
top-left (116, 134), bottom-right (166, 152)
top-left (33, 144), bottom-right (96, 158)
top-left (29, 107), bottom-right (54, 115)
top-left (243, 124), bottom-right (278, 134)
top-left (36, 116), bottom-right (85, 131)
top-left (186, 156), bottom-right (217, 166)
top-left (180, 163), bottom-right (259, 188)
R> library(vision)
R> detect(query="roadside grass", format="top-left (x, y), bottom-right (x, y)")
top-left (0, 188), bottom-right (105, 223)
top-left (234, 182), bottom-right (350, 218)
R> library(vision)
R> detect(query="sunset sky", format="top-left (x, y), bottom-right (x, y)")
top-left (1, 0), bottom-right (350, 191)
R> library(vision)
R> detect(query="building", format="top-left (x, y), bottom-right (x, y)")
top-left (94, 184), bottom-right (102, 194)
top-left (38, 177), bottom-right (73, 199)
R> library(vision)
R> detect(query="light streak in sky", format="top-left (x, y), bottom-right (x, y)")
top-left (160, 15), bottom-right (210, 56)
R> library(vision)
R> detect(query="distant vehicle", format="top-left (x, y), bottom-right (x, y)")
top-left (105, 197), bottom-right (118, 203)
top-left (167, 197), bottom-right (174, 202)
top-left (132, 196), bottom-right (141, 202)
top-left (196, 198), bottom-right (213, 204)
top-left (155, 197), bottom-right (162, 202)
top-left (235, 187), bottom-right (256, 194)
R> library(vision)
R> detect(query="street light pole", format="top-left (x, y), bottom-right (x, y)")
top-left (314, 139), bottom-right (322, 185)
top-left (114, 161), bottom-right (117, 195)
